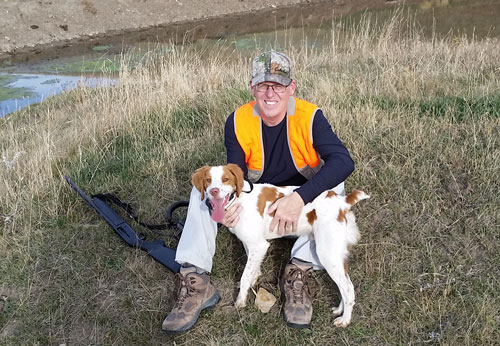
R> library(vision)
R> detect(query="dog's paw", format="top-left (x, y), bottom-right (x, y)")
top-left (333, 315), bottom-right (351, 328)
top-left (234, 298), bottom-right (247, 309)
top-left (331, 304), bottom-right (343, 316)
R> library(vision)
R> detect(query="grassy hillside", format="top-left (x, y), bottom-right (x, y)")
top-left (1, 14), bottom-right (499, 345)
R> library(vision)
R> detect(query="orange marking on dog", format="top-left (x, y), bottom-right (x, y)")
top-left (306, 209), bottom-right (317, 225)
top-left (221, 170), bottom-right (235, 186)
top-left (326, 190), bottom-right (337, 198)
top-left (191, 166), bottom-right (211, 200)
top-left (268, 192), bottom-right (284, 217)
top-left (257, 187), bottom-right (283, 217)
top-left (222, 164), bottom-right (244, 197)
top-left (337, 208), bottom-right (348, 223)
top-left (346, 190), bottom-right (361, 206)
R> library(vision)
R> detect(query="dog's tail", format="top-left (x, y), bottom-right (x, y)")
top-left (333, 190), bottom-right (370, 225)
top-left (345, 190), bottom-right (370, 207)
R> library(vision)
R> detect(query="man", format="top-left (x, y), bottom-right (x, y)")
top-left (162, 50), bottom-right (354, 333)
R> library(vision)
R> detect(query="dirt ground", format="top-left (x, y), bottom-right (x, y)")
top-left (0, 0), bottom-right (419, 64)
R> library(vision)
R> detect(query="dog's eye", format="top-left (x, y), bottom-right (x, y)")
top-left (222, 177), bottom-right (229, 183)
top-left (206, 178), bottom-right (211, 184)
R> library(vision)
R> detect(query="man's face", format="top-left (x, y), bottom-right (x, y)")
top-left (251, 80), bottom-right (296, 126)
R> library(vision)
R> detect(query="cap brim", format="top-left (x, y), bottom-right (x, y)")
top-left (251, 73), bottom-right (292, 87)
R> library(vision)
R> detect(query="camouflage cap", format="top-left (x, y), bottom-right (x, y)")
top-left (251, 50), bottom-right (293, 87)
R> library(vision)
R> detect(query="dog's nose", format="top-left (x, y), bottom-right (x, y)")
top-left (210, 188), bottom-right (220, 197)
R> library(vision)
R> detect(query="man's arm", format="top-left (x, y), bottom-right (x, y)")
top-left (269, 109), bottom-right (354, 234)
top-left (294, 110), bottom-right (355, 203)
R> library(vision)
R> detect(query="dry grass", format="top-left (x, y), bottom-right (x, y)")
top-left (1, 13), bottom-right (499, 345)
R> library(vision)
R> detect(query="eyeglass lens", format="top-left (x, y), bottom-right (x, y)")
top-left (256, 84), bottom-right (287, 93)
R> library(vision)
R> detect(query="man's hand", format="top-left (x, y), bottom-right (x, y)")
top-left (268, 192), bottom-right (305, 235)
top-left (221, 202), bottom-right (242, 228)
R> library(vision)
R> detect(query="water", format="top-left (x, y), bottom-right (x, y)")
top-left (1, 0), bottom-right (499, 118)
top-left (0, 74), bottom-right (117, 117)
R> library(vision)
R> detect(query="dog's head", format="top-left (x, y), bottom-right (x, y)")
top-left (192, 164), bottom-right (244, 222)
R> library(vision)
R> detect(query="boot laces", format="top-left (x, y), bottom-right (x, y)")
top-left (173, 273), bottom-right (197, 309)
top-left (286, 268), bottom-right (312, 304)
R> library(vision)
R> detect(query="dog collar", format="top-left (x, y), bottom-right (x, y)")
top-left (224, 192), bottom-right (237, 210)
top-left (225, 180), bottom-right (252, 209)
top-left (242, 180), bottom-right (253, 193)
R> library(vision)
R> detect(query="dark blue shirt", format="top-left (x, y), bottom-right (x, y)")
top-left (224, 109), bottom-right (354, 204)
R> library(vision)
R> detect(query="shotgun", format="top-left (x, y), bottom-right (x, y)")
top-left (65, 175), bottom-right (181, 273)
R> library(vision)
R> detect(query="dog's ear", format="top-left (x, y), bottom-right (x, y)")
top-left (226, 163), bottom-right (244, 197)
top-left (192, 166), bottom-right (211, 200)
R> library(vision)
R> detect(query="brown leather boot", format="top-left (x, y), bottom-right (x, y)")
top-left (162, 266), bottom-right (220, 334)
top-left (281, 258), bottom-right (313, 328)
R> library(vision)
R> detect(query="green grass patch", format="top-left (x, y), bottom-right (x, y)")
top-left (417, 95), bottom-right (500, 120)
top-left (350, 94), bottom-right (500, 122)
top-left (40, 78), bottom-right (61, 85)
top-left (0, 74), bottom-right (33, 101)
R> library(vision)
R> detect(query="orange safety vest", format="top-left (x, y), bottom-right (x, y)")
top-left (233, 96), bottom-right (324, 182)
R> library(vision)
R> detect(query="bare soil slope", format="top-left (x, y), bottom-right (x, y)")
top-left (0, 0), bottom-right (417, 63)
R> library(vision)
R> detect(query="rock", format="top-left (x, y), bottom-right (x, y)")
top-left (254, 287), bottom-right (276, 313)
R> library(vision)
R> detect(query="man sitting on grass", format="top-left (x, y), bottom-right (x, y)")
top-left (162, 50), bottom-right (355, 333)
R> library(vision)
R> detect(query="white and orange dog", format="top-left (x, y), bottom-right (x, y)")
top-left (192, 164), bottom-right (369, 327)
